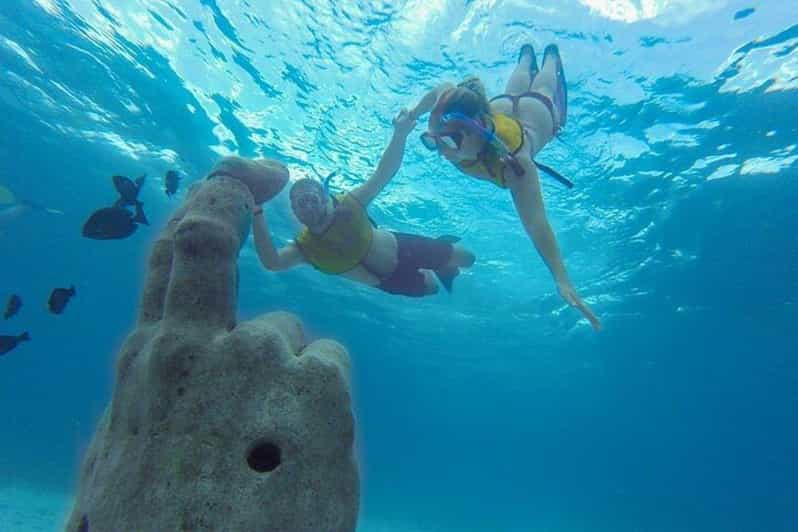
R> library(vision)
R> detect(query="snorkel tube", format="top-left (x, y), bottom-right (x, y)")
top-left (321, 170), bottom-right (337, 195)
top-left (533, 161), bottom-right (574, 189)
top-left (316, 169), bottom-right (379, 228)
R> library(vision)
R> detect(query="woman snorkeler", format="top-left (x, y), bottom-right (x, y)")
top-left (407, 44), bottom-right (601, 330)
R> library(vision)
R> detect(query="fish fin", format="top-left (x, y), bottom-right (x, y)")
top-left (69, 285), bottom-right (76, 296)
top-left (135, 175), bottom-right (146, 193)
top-left (436, 235), bottom-right (461, 244)
top-left (19, 331), bottom-right (30, 342)
top-left (433, 266), bottom-right (460, 293)
top-left (0, 185), bottom-right (17, 205)
top-left (133, 202), bottom-right (149, 225)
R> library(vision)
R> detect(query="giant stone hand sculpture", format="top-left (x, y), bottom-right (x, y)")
top-left (65, 160), bottom-right (359, 532)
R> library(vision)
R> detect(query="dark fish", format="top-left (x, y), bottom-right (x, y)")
top-left (82, 204), bottom-right (148, 240)
top-left (113, 175), bottom-right (145, 207)
top-left (734, 7), bottom-right (755, 20)
top-left (48, 285), bottom-right (76, 314)
top-left (165, 170), bottom-right (181, 197)
top-left (113, 175), bottom-right (148, 225)
top-left (0, 331), bottom-right (29, 356)
top-left (4, 294), bottom-right (22, 319)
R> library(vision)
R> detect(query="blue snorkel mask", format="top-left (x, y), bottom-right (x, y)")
top-left (446, 112), bottom-right (519, 161)
top-left (439, 112), bottom-right (527, 177)
top-left (421, 111), bottom-right (575, 189)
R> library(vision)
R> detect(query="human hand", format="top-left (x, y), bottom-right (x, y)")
top-left (392, 109), bottom-right (417, 138)
top-left (558, 281), bottom-right (602, 331)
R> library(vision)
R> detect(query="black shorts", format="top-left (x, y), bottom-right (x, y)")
top-left (377, 232), bottom-right (454, 297)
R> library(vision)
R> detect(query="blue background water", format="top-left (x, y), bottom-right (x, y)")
top-left (1, 0), bottom-right (797, 530)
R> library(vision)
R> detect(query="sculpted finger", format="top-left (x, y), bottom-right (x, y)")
top-left (137, 186), bottom-right (203, 325)
top-left (208, 156), bottom-right (289, 204)
top-left (163, 176), bottom-right (252, 331)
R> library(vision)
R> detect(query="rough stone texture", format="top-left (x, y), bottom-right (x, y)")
top-left (207, 155), bottom-right (290, 204)
top-left (65, 172), bottom-right (359, 532)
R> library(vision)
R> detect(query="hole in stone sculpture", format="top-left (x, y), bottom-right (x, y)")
top-left (247, 440), bottom-right (281, 473)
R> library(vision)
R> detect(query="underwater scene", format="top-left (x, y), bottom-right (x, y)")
top-left (1, 0), bottom-right (797, 530)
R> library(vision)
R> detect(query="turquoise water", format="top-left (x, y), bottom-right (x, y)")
top-left (1, 0), bottom-right (797, 530)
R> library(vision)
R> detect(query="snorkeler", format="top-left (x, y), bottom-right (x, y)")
top-left (407, 44), bottom-right (602, 330)
top-left (251, 110), bottom-right (476, 297)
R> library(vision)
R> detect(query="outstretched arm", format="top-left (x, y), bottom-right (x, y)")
top-left (507, 159), bottom-right (602, 331)
top-left (351, 110), bottom-right (417, 206)
top-left (408, 82), bottom-right (454, 121)
top-left (252, 207), bottom-right (304, 271)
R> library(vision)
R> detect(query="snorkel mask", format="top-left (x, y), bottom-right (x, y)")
top-left (420, 88), bottom-right (576, 189)
top-left (421, 109), bottom-right (525, 177)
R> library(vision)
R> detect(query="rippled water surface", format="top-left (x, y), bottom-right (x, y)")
top-left (1, 0), bottom-right (796, 530)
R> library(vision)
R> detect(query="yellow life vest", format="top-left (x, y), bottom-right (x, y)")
top-left (456, 113), bottom-right (525, 188)
top-left (295, 193), bottom-right (374, 274)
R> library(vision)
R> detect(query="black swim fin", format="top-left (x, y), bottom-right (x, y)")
top-left (433, 235), bottom-right (462, 293)
top-left (534, 161), bottom-right (574, 189)
top-left (519, 44), bottom-right (539, 81)
top-left (434, 266), bottom-right (460, 294)
top-left (543, 44), bottom-right (567, 130)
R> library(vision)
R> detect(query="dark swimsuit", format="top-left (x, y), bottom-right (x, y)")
top-left (322, 196), bottom-right (455, 297)
top-left (375, 233), bottom-right (454, 297)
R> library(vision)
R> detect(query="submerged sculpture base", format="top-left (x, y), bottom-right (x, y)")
top-left (65, 169), bottom-right (359, 532)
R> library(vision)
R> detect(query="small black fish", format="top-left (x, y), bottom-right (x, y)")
top-left (165, 170), bottom-right (181, 197)
top-left (113, 175), bottom-right (148, 225)
top-left (0, 331), bottom-right (29, 356)
top-left (3, 294), bottom-right (22, 319)
top-left (48, 285), bottom-right (76, 314)
top-left (113, 175), bottom-right (145, 207)
top-left (734, 7), bottom-right (755, 20)
top-left (82, 204), bottom-right (148, 240)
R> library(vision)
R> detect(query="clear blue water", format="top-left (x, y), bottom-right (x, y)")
top-left (1, 0), bottom-right (797, 530)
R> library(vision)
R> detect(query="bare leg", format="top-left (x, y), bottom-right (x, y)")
top-left (530, 51), bottom-right (558, 99)
top-left (445, 244), bottom-right (476, 269)
top-left (422, 271), bottom-right (439, 295)
top-left (531, 45), bottom-right (567, 129)
top-left (504, 44), bottom-right (538, 95)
